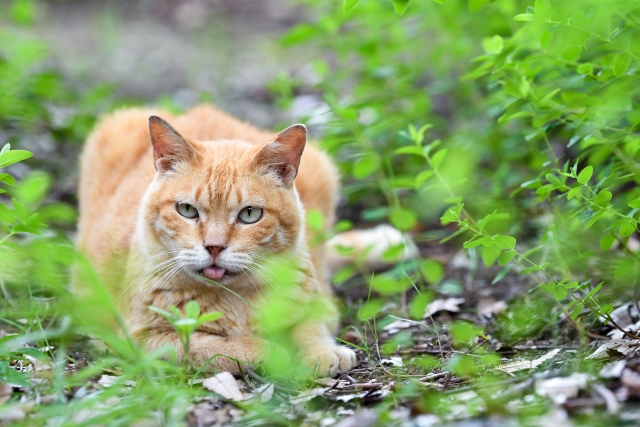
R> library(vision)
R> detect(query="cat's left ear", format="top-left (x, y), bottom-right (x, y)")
top-left (149, 116), bottom-right (195, 173)
top-left (253, 124), bottom-right (306, 187)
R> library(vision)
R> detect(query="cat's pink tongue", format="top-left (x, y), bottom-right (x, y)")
top-left (203, 266), bottom-right (226, 280)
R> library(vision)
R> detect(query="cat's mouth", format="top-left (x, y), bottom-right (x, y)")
top-left (197, 266), bottom-right (238, 281)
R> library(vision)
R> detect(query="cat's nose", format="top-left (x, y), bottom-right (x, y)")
top-left (206, 245), bottom-right (226, 262)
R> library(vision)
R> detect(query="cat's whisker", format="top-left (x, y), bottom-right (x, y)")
top-left (122, 249), bottom-right (181, 273)
top-left (119, 257), bottom-right (180, 300)
top-left (245, 264), bottom-right (280, 293)
top-left (241, 271), bottom-right (260, 294)
top-left (133, 262), bottom-right (185, 313)
top-left (124, 259), bottom-right (184, 308)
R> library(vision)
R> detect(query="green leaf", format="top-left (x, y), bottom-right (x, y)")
top-left (520, 265), bottom-right (540, 275)
top-left (392, 0), bottom-right (410, 15)
top-left (498, 251), bottom-right (516, 266)
top-left (390, 208), bottom-right (417, 231)
top-left (481, 35), bottom-right (504, 55)
top-left (494, 235), bottom-right (516, 250)
top-left (307, 209), bottom-right (324, 232)
top-left (0, 173), bottom-right (15, 187)
top-left (584, 210), bottom-right (604, 230)
top-left (382, 243), bottom-right (406, 262)
top-left (185, 300), bottom-right (200, 319)
top-left (148, 305), bottom-right (175, 321)
top-left (0, 150), bottom-right (33, 168)
top-left (613, 52), bottom-right (632, 78)
top-left (12, 347), bottom-right (49, 362)
top-left (370, 274), bottom-right (411, 295)
top-left (421, 259), bottom-right (444, 284)
top-left (478, 211), bottom-right (497, 233)
top-left (565, 281), bottom-right (579, 289)
top-left (394, 146), bottom-right (425, 157)
top-left (0, 204), bottom-right (14, 223)
top-left (0, 361), bottom-right (29, 388)
top-left (570, 303), bottom-right (583, 319)
top-left (600, 235), bottom-right (616, 250)
top-left (629, 198), bottom-right (640, 209)
top-left (198, 312), bottom-right (223, 324)
top-left (414, 170), bottom-right (434, 188)
top-left (534, 0), bottom-right (551, 20)
top-left (553, 286), bottom-right (567, 301)
top-left (594, 190), bottom-right (612, 208)
top-left (492, 266), bottom-right (512, 284)
top-left (468, 0), bottom-right (488, 12)
top-left (482, 245), bottom-right (502, 267)
top-left (431, 149), bottom-right (448, 170)
top-left (352, 154), bottom-right (379, 179)
top-left (577, 166), bottom-right (593, 184)
top-left (514, 13), bottom-right (536, 22)
top-left (334, 266), bottom-right (356, 284)
top-left (0, 144), bottom-right (9, 155)
top-left (586, 282), bottom-right (604, 298)
top-left (539, 88), bottom-right (560, 106)
top-left (358, 298), bottom-right (384, 320)
top-left (410, 293), bottom-right (433, 319)
top-left (567, 187), bottom-right (580, 200)
top-left (174, 318), bottom-right (198, 328)
top-left (576, 63), bottom-right (593, 75)
top-left (463, 235), bottom-right (491, 248)
top-left (620, 221), bottom-right (636, 237)
top-left (451, 321), bottom-right (480, 344)
top-left (343, 0), bottom-right (359, 12)
top-left (497, 111), bottom-right (531, 123)
top-left (10, 0), bottom-right (36, 25)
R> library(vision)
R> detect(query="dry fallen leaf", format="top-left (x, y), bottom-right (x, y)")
top-left (535, 373), bottom-right (589, 405)
top-left (497, 348), bottom-right (561, 373)
top-left (253, 383), bottom-right (274, 403)
top-left (333, 391), bottom-right (369, 402)
top-left (610, 303), bottom-right (638, 330)
top-left (600, 360), bottom-right (626, 378)
top-left (425, 298), bottom-right (465, 316)
top-left (380, 357), bottom-right (403, 367)
top-left (202, 372), bottom-right (245, 401)
top-left (477, 297), bottom-right (507, 317)
top-left (383, 319), bottom-right (413, 334)
top-left (587, 339), bottom-right (640, 359)
top-left (97, 375), bottom-right (136, 388)
top-left (289, 387), bottom-right (329, 405)
top-left (332, 408), bottom-right (378, 427)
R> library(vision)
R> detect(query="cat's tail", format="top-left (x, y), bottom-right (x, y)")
top-left (325, 224), bottom-right (418, 273)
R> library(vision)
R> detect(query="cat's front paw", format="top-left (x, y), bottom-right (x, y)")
top-left (301, 346), bottom-right (356, 377)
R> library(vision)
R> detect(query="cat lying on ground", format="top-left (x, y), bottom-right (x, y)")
top-left (76, 104), bottom-right (357, 376)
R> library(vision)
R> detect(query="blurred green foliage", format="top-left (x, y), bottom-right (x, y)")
top-left (277, 0), bottom-right (640, 343)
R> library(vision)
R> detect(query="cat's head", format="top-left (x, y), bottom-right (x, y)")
top-left (140, 115), bottom-right (306, 287)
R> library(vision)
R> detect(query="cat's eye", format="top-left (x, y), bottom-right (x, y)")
top-left (177, 203), bottom-right (199, 219)
top-left (238, 206), bottom-right (263, 224)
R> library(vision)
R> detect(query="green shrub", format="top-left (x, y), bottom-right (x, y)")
top-left (277, 0), bottom-right (640, 337)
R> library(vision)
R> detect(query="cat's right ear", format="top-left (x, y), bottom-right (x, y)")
top-left (148, 116), bottom-right (195, 173)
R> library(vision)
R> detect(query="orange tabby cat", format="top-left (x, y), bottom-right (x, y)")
top-left (77, 104), bottom-right (356, 376)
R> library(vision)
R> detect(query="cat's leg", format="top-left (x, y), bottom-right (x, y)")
top-left (292, 321), bottom-right (356, 377)
top-left (144, 330), bottom-right (270, 373)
